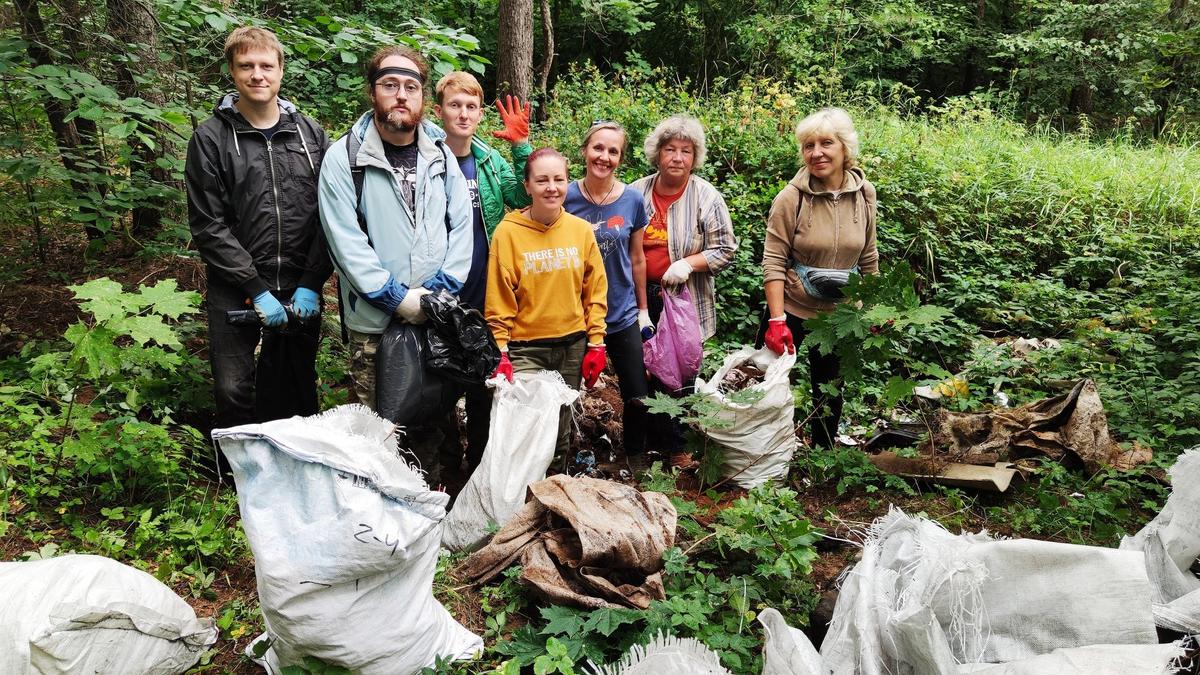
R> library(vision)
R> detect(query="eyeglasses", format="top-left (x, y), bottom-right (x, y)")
top-left (375, 81), bottom-right (421, 96)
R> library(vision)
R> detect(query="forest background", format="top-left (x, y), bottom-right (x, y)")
top-left (1, 0), bottom-right (1199, 672)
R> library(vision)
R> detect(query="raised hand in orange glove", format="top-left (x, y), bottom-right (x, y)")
top-left (491, 95), bottom-right (531, 144)
top-left (581, 344), bottom-right (606, 389)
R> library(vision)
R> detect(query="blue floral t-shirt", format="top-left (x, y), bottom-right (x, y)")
top-left (564, 182), bottom-right (649, 333)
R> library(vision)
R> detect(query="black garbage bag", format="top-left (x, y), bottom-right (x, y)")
top-left (421, 289), bottom-right (501, 384)
top-left (254, 323), bottom-right (320, 423)
top-left (375, 320), bottom-right (458, 427)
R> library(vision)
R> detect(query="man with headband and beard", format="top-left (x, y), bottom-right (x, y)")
top-left (319, 45), bottom-right (473, 485)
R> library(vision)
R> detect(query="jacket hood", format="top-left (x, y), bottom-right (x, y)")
top-left (214, 93), bottom-right (299, 123)
top-left (791, 165), bottom-right (867, 197)
top-left (211, 94), bottom-right (314, 159)
top-left (506, 207), bottom-right (566, 233)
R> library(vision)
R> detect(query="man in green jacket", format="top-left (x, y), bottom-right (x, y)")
top-left (432, 71), bottom-right (532, 478)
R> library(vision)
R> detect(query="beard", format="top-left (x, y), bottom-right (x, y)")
top-left (375, 103), bottom-right (421, 134)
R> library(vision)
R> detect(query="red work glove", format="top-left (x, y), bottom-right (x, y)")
top-left (491, 95), bottom-right (531, 144)
top-left (494, 351), bottom-right (514, 382)
top-left (764, 316), bottom-right (795, 355)
top-left (581, 344), bottom-right (606, 389)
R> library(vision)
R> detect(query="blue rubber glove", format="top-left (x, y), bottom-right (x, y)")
top-left (253, 291), bottom-right (288, 328)
top-left (291, 287), bottom-right (320, 320)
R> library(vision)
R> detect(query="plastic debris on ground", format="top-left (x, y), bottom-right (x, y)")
top-left (1121, 448), bottom-right (1200, 634)
top-left (695, 347), bottom-right (797, 489)
top-left (0, 553), bottom-right (216, 675)
top-left (442, 371), bottom-right (580, 552)
top-left (457, 475), bottom-right (676, 610)
top-left (212, 405), bottom-right (481, 675)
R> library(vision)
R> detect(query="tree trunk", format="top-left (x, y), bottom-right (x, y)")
top-left (12, 0), bottom-right (108, 241)
top-left (536, 0), bottom-right (554, 109)
top-left (496, 0), bottom-right (533, 100)
top-left (106, 0), bottom-right (172, 237)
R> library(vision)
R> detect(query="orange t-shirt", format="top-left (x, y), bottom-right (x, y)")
top-left (645, 186), bottom-right (685, 282)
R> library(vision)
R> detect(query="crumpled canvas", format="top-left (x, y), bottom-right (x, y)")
top-left (819, 509), bottom-right (1177, 675)
top-left (643, 285), bottom-right (703, 392)
top-left (929, 378), bottom-right (1151, 472)
top-left (1120, 448), bottom-right (1200, 633)
top-left (457, 475), bottom-right (677, 610)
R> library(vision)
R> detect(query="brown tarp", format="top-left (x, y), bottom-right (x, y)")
top-left (928, 379), bottom-right (1151, 472)
top-left (456, 474), bottom-right (677, 610)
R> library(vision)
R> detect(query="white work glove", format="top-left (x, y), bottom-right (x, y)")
top-left (638, 309), bottom-right (655, 340)
top-left (662, 258), bottom-right (693, 286)
top-left (395, 287), bottom-right (431, 324)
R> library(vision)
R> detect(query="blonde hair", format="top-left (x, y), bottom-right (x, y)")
top-left (580, 121), bottom-right (627, 163)
top-left (794, 107), bottom-right (859, 169)
top-left (643, 115), bottom-right (707, 169)
top-left (435, 71), bottom-right (484, 105)
top-left (224, 27), bottom-right (284, 69)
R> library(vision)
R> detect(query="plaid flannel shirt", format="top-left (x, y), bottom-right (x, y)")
top-left (630, 173), bottom-right (738, 340)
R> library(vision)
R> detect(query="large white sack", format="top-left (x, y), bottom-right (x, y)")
top-left (0, 554), bottom-right (216, 674)
top-left (586, 634), bottom-right (731, 675)
top-left (212, 405), bottom-right (482, 675)
top-left (956, 643), bottom-right (1185, 674)
top-left (695, 347), bottom-right (797, 488)
top-left (1121, 448), bottom-right (1200, 631)
top-left (758, 608), bottom-right (828, 675)
top-left (442, 372), bottom-right (580, 551)
top-left (821, 509), bottom-right (1164, 675)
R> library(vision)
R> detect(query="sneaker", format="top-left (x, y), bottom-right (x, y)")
top-left (670, 452), bottom-right (699, 471)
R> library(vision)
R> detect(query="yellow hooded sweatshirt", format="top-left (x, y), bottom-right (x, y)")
top-left (485, 207), bottom-right (608, 350)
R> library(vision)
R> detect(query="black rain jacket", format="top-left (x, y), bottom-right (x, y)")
top-left (186, 94), bottom-right (332, 298)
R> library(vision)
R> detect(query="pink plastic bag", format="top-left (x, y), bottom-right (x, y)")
top-left (643, 286), bottom-right (703, 391)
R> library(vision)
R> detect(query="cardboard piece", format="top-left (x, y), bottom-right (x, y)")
top-left (869, 451), bottom-right (1021, 492)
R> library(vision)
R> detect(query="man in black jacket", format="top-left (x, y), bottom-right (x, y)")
top-left (186, 26), bottom-right (330, 432)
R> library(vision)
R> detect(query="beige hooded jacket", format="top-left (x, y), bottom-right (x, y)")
top-left (762, 166), bottom-right (879, 319)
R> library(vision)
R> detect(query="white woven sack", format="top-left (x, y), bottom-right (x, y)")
top-left (586, 633), bottom-right (731, 675)
top-left (212, 405), bottom-right (481, 675)
top-left (956, 643), bottom-right (1185, 674)
top-left (758, 608), bottom-right (828, 675)
top-left (695, 347), bottom-right (797, 488)
top-left (0, 554), bottom-right (216, 674)
top-left (822, 509), bottom-right (1165, 675)
top-left (442, 371), bottom-right (580, 552)
top-left (1121, 448), bottom-right (1200, 631)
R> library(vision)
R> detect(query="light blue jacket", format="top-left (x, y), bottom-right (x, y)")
top-left (319, 113), bottom-right (473, 334)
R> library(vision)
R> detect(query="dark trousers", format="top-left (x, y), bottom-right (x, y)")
top-left (509, 333), bottom-right (586, 462)
top-left (604, 322), bottom-right (648, 456)
top-left (754, 311), bottom-right (843, 449)
top-left (442, 381), bottom-right (493, 474)
top-left (205, 281), bottom-right (320, 430)
top-left (644, 283), bottom-right (694, 454)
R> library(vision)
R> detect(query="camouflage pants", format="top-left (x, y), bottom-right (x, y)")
top-left (347, 329), bottom-right (380, 411)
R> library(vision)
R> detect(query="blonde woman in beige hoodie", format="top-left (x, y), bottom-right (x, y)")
top-left (760, 107), bottom-right (879, 449)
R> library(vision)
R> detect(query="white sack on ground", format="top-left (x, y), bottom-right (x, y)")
top-left (0, 554), bottom-right (216, 675)
top-left (442, 372), bottom-right (579, 552)
top-left (695, 347), bottom-right (797, 488)
top-left (1120, 447), bottom-right (1200, 632)
top-left (586, 633), bottom-right (731, 675)
top-left (758, 608), bottom-right (828, 675)
top-left (956, 643), bottom-right (1185, 674)
top-left (212, 405), bottom-right (481, 675)
top-left (821, 509), bottom-right (1167, 675)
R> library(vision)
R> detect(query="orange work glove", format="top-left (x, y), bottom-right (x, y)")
top-left (764, 316), bottom-right (795, 355)
top-left (581, 344), bottom-right (607, 389)
top-left (491, 95), bottom-right (531, 144)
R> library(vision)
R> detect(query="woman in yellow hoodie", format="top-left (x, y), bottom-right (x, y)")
top-left (760, 107), bottom-right (879, 450)
top-left (486, 147), bottom-right (609, 458)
